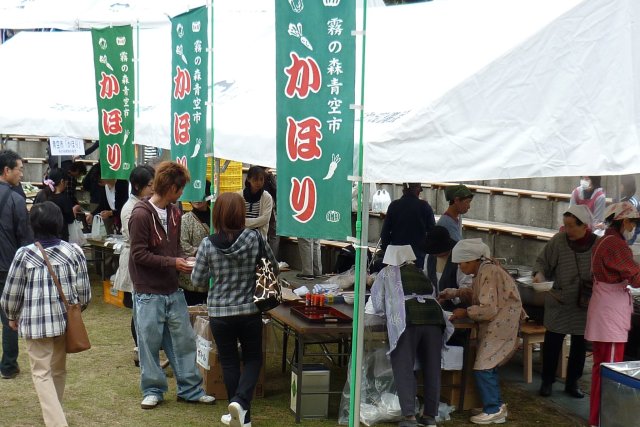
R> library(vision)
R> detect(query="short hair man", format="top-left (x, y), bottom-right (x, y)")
top-left (128, 161), bottom-right (214, 409)
top-left (437, 184), bottom-right (474, 242)
top-left (380, 183), bottom-right (436, 268)
top-left (0, 149), bottom-right (33, 379)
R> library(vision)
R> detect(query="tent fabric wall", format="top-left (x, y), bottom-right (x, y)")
top-left (3, 0), bottom-right (636, 183)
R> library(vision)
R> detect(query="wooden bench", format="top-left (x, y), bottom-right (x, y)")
top-left (520, 322), bottom-right (568, 384)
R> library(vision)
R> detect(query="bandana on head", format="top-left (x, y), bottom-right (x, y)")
top-left (452, 238), bottom-right (491, 263)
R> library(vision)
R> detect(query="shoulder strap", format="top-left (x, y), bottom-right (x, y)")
top-left (35, 242), bottom-right (69, 307)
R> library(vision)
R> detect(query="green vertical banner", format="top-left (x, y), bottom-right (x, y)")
top-left (92, 25), bottom-right (136, 179)
top-left (170, 6), bottom-right (209, 201)
top-left (276, 0), bottom-right (356, 240)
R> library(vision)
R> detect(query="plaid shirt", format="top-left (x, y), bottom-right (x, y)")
top-left (592, 228), bottom-right (640, 286)
top-left (191, 228), bottom-right (276, 317)
top-left (0, 241), bottom-right (91, 339)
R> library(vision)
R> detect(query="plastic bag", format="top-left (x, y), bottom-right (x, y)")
top-left (91, 215), bottom-right (107, 239)
top-left (68, 220), bottom-right (87, 246)
top-left (338, 345), bottom-right (419, 426)
top-left (371, 190), bottom-right (391, 214)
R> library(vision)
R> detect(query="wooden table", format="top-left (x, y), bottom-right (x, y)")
top-left (268, 302), bottom-right (476, 422)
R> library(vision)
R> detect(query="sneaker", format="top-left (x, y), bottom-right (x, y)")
top-left (177, 394), bottom-right (215, 404)
top-left (141, 395), bottom-right (161, 409)
top-left (417, 414), bottom-right (437, 427)
top-left (0, 367), bottom-right (19, 379)
top-left (229, 402), bottom-right (248, 427)
top-left (222, 413), bottom-right (252, 427)
top-left (469, 405), bottom-right (507, 424)
top-left (133, 347), bottom-right (139, 367)
top-left (471, 404), bottom-right (507, 417)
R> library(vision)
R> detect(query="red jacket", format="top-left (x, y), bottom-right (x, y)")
top-left (128, 198), bottom-right (184, 294)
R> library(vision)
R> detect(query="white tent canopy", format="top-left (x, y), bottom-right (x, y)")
top-left (2, 0), bottom-right (633, 183)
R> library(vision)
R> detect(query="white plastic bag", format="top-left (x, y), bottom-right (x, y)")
top-left (68, 220), bottom-right (87, 246)
top-left (371, 190), bottom-right (391, 214)
top-left (91, 215), bottom-right (107, 239)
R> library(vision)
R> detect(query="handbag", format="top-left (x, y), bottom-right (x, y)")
top-left (36, 242), bottom-right (91, 353)
top-left (252, 231), bottom-right (282, 312)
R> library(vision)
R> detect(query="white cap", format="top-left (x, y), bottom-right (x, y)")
top-left (383, 245), bottom-right (416, 266)
top-left (564, 205), bottom-right (593, 226)
top-left (452, 238), bottom-right (491, 263)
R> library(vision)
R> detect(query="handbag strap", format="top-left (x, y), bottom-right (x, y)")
top-left (35, 242), bottom-right (69, 308)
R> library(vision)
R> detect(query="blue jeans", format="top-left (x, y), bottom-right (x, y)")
top-left (474, 368), bottom-right (503, 414)
top-left (0, 272), bottom-right (19, 376)
top-left (210, 314), bottom-right (263, 422)
top-left (134, 289), bottom-right (205, 400)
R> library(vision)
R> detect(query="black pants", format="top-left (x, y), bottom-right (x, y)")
top-left (210, 314), bottom-right (263, 422)
top-left (123, 292), bottom-right (137, 346)
top-left (541, 330), bottom-right (586, 387)
top-left (0, 271), bottom-right (19, 376)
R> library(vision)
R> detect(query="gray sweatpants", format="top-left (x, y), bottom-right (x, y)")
top-left (389, 324), bottom-right (443, 418)
top-left (297, 238), bottom-right (322, 276)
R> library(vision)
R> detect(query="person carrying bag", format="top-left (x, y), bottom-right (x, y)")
top-left (0, 201), bottom-right (91, 427)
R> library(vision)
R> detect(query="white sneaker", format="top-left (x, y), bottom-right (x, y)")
top-left (471, 404), bottom-right (507, 417)
top-left (221, 414), bottom-right (231, 425)
top-left (229, 402), bottom-right (248, 427)
top-left (141, 395), bottom-right (160, 409)
top-left (469, 404), bottom-right (507, 424)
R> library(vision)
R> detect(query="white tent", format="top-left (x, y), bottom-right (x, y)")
top-left (2, 0), bottom-right (633, 183)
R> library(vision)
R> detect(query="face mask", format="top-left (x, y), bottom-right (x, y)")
top-left (580, 179), bottom-right (590, 190)
top-left (624, 227), bottom-right (636, 241)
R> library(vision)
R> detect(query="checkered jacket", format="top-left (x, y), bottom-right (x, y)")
top-left (0, 241), bottom-right (91, 339)
top-left (191, 228), bottom-right (276, 317)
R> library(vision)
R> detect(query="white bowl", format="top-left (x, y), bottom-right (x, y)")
top-left (532, 281), bottom-right (553, 292)
top-left (342, 292), bottom-right (355, 305)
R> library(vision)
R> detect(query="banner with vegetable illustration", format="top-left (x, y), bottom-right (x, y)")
top-left (275, 0), bottom-right (356, 240)
top-left (170, 6), bottom-right (208, 201)
top-left (91, 25), bottom-right (136, 179)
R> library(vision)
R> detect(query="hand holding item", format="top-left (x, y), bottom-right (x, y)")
top-left (176, 257), bottom-right (193, 274)
top-left (532, 272), bottom-right (546, 283)
top-left (438, 288), bottom-right (458, 302)
top-left (100, 210), bottom-right (113, 220)
top-left (8, 319), bottom-right (18, 331)
top-left (449, 308), bottom-right (468, 321)
top-left (72, 204), bottom-right (83, 215)
top-left (86, 213), bottom-right (93, 225)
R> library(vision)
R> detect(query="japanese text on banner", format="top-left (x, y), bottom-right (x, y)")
top-left (91, 26), bottom-right (136, 179)
top-left (170, 6), bottom-right (209, 201)
top-left (276, 0), bottom-right (356, 240)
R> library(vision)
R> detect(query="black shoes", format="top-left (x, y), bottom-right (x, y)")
top-left (295, 273), bottom-right (315, 280)
top-left (564, 385), bottom-right (585, 399)
top-left (539, 382), bottom-right (552, 397)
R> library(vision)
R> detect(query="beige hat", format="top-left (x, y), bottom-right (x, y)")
top-left (564, 205), bottom-right (593, 226)
top-left (383, 245), bottom-right (416, 266)
top-left (452, 239), bottom-right (491, 263)
top-left (604, 201), bottom-right (640, 221)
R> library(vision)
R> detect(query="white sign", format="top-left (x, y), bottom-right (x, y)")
top-left (49, 137), bottom-right (85, 156)
top-left (196, 335), bottom-right (211, 369)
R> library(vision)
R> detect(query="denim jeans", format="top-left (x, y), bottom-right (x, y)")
top-left (0, 271), bottom-right (19, 376)
top-left (210, 314), bottom-right (263, 422)
top-left (134, 289), bottom-right (205, 400)
top-left (474, 368), bottom-right (503, 414)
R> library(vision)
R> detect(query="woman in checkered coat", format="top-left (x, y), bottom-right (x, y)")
top-left (191, 192), bottom-right (277, 427)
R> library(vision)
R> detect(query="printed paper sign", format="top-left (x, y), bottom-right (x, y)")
top-left (49, 137), bottom-right (85, 156)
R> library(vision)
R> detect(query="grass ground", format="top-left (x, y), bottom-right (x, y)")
top-left (1, 275), bottom-right (586, 426)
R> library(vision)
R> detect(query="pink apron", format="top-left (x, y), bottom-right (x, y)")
top-left (585, 279), bottom-right (632, 343)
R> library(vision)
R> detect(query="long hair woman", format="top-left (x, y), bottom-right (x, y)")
top-left (239, 165), bottom-right (273, 239)
top-left (34, 168), bottom-right (82, 242)
top-left (191, 192), bottom-right (277, 427)
top-left (0, 201), bottom-right (91, 427)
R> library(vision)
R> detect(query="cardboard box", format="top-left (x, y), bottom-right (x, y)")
top-left (188, 305), bottom-right (208, 326)
top-left (193, 316), bottom-right (265, 400)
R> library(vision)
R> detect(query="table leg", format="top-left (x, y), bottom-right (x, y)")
top-left (295, 334), bottom-right (304, 423)
top-left (282, 325), bottom-right (289, 373)
top-left (459, 328), bottom-right (472, 410)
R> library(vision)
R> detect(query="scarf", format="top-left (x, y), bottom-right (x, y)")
top-left (193, 208), bottom-right (211, 227)
top-left (243, 186), bottom-right (264, 208)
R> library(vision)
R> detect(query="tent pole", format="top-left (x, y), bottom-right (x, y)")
top-left (349, 0), bottom-right (369, 424)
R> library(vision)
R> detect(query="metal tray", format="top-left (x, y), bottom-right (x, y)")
top-left (290, 305), bottom-right (352, 323)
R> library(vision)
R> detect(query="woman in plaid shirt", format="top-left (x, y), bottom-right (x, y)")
top-left (0, 201), bottom-right (91, 427)
top-left (586, 201), bottom-right (640, 427)
top-left (191, 192), bottom-right (277, 427)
